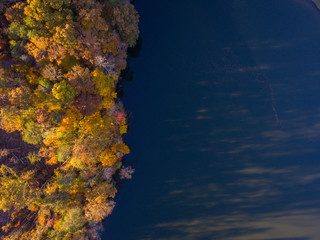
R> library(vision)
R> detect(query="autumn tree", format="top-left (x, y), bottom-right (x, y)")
top-left (22, 121), bottom-right (42, 145)
top-left (0, 0), bottom-right (139, 238)
top-left (42, 64), bottom-right (62, 81)
top-left (48, 207), bottom-right (86, 239)
top-left (52, 80), bottom-right (77, 105)
top-left (24, 0), bottom-right (73, 31)
top-left (65, 65), bottom-right (94, 93)
top-left (0, 165), bottom-right (37, 212)
top-left (112, 1), bottom-right (139, 47)
top-left (0, 107), bottom-right (24, 132)
top-left (7, 85), bottom-right (32, 109)
top-left (84, 181), bottom-right (117, 222)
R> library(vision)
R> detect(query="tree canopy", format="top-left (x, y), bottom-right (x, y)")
top-left (0, 0), bottom-right (138, 238)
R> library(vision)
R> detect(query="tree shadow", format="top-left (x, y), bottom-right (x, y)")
top-left (128, 37), bottom-right (142, 58)
top-left (117, 37), bottom-right (143, 98)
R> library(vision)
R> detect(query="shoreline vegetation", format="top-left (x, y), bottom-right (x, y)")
top-left (0, 0), bottom-right (139, 239)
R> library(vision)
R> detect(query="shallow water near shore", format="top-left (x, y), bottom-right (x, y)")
top-left (102, 0), bottom-right (320, 239)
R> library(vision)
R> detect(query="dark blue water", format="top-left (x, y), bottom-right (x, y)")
top-left (103, 0), bottom-right (320, 239)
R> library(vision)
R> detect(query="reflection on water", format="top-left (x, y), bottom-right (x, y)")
top-left (103, 0), bottom-right (320, 239)
top-left (152, 209), bottom-right (320, 240)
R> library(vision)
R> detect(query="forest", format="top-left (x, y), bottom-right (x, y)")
top-left (0, 0), bottom-right (139, 239)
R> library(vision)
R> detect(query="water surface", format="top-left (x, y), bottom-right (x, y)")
top-left (103, 1), bottom-right (320, 239)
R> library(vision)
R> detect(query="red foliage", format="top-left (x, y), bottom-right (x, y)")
top-left (115, 111), bottom-right (126, 124)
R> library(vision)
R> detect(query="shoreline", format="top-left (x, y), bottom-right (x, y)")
top-left (0, 0), bottom-right (139, 239)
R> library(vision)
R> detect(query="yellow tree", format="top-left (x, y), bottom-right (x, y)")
top-left (0, 165), bottom-right (37, 212)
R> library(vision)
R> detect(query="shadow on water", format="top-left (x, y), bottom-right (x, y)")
top-left (128, 37), bottom-right (143, 59)
top-left (112, 37), bottom-right (143, 193)
top-left (117, 37), bottom-right (142, 98)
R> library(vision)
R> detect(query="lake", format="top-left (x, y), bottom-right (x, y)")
top-left (102, 0), bottom-right (320, 239)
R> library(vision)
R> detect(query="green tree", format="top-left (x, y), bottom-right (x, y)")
top-left (8, 22), bottom-right (28, 40)
top-left (24, 0), bottom-right (73, 31)
top-left (48, 207), bottom-right (86, 239)
top-left (52, 80), bottom-right (77, 105)
top-left (27, 152), bottom-right (41, 164)
top-left (0, 165), bottom-right (37, 212)
top-left (53, 23), bottom-right (78, 48)
top-left (22, 121), bottom-right (42, 145)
